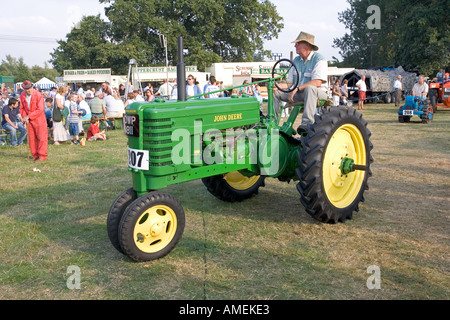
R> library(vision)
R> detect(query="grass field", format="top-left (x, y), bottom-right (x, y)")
top-left (0, 103), bottom-right (449, 300)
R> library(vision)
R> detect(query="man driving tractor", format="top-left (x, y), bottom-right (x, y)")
top-left (273, 31), bottom-right (328, 135)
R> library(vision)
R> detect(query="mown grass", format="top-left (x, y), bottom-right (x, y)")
top-left (0, 103), bottom-right (449, 300)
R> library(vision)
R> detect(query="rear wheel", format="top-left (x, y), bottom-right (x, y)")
top-left (118, 192), bottom-right (185, 262)
top-left (202, 171), bottom-right (265, 202)
top-left (296, 107), bottom-right (373, 223)
top-left (421, 106), bottom-right (433, 124)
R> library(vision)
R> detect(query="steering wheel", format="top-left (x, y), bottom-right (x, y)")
top-left (272, 59), bottom-right (299, 93)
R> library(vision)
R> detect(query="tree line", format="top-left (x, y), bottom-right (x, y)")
top-left (0, 55), bottom-right (60, 83)
top-left (50, 0), bottom-right (283, 75)
top-left (333, 0), bottom-right (450, 76)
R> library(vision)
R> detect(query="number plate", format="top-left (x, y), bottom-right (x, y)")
top-left (403, 110), bottom-right (413, 116)
top-left (127, 148), bottom-right (149, 171)
top-left (123, 114), bottom-right (139, 137)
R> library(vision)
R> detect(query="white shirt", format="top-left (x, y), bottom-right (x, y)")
top-left (393, 79), bottom-right (402, 90)
top-left (79, 100), bottom-right (91, 114)
top-left (187, 85), bottom-right (195, 97)
top-left (134, 95), bottom-right (145, 102)
top-left (356, 79), bottom-right (367, 92)
top-left (104, 94), bottom-right (120, 112)
top-left (412, 82), bottom-right (428, 96)
top-left (205, 85), bottom-right (220, 98)
top-left (158, 83), bottom-right (172, 97)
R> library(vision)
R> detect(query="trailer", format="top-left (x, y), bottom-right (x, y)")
top-left (341, 67), bottom-right (416, 104)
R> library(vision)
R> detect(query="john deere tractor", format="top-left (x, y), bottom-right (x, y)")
top-left (107, 37), bottom-right (373, 262)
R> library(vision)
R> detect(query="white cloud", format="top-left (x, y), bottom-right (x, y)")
top-left (66, 5), bottom-right (82, 30)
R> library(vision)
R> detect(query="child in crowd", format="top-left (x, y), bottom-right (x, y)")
top-left (44, 97), bottom-right (53, 140)
top-left (67, 93), bottom-right (83, 144)
top-left (87, 116), bottom-right (107, 141)
top-left (205, 79), bottom-right (220, 98)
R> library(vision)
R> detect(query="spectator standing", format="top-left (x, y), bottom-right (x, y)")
top-left (332, 79), bottom-right (341, 106)
top-left (156, 79), bottom-right (172, 99)
top-left (393, 75), bottom-right (403, 107)
top-left (44, 97), bottom-right (53, 140)
top-left (67, 94), bottom-right (82, 144)
top-left (356, 75), bottom-right (367, 110)
top-left (118, 84), bottom-right (126, 98)
top-left (48, 87), bottom-right (57, 99)
top-left (253, 84), bottom-right (264, 110)
top-left (19, 80), bottom-right (48, 161)
top-left (2, 97), bottom-right (27, 146)
top-left (1, 92), bottom-right (9, 108)
top-left (203, 76), bottom-right (216, 98)
top-left (205, 79), bottom-right (220, 98)
top-left (436, 69), bottom-right (444, 81)
top-left (340, 79), bottom-right (349, 105)
top-left (85, 85), bottom-right (94, 101)
top-left (52, 85), bottom-right (70, 145)
top-left (186, 75), bottom-right (202, 98)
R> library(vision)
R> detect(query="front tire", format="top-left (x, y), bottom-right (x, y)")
top-left (118, 192), bottom-right (185, 262)
top-left (107, 188), bottom-right (137, 254)
top-left (296, 107), bottom-right (373, 223)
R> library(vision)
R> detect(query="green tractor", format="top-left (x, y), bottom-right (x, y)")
top-left (107, 38), bottom-right (373, 262)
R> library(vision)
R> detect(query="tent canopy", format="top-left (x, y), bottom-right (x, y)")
top-left (35, 77), bottom-right (57, 90)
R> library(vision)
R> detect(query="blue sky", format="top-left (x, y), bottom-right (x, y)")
top-left (0, 0), bottom-right (350, 69)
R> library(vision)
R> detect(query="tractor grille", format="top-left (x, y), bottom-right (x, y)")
top-left (143, 118), bottom-right (174, 167)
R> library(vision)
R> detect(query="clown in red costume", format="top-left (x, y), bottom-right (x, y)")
top-left (20, 80), bottom-right (48, 161)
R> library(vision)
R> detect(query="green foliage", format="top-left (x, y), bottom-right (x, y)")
top-left (50, 0), bottom-right (283, 74)
top-left (0, 55), bottom-right (60, 83)
top-left (49, 15), bottom-right (113, 73)
top-left (333, 0), bottom-right (450, 76)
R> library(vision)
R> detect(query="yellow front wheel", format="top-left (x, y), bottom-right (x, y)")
top-left (118, 192), bottom-right (185, 262)
top-left (297, 107), bottom-right (373, 223)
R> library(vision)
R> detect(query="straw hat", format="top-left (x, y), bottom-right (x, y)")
top-left (292, 31), bottom-right (319, 51)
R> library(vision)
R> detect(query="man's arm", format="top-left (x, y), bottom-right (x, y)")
top-left (4, 113), bottom-right (18, 129)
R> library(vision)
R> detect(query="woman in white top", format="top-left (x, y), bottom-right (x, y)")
top-left (52, 85), bottom-right (70, 145)
top-left (112, 94), bottom-right (125, 117)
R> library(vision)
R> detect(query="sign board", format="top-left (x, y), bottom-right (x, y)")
top-left (63, 68), bottom-right (112, 83)
top-left (133, 66), bottom-right (199, 82)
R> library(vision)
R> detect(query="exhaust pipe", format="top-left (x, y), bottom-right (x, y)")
top-left (177, 36), bottom-right (186, 101)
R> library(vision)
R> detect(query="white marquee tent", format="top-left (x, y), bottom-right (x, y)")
top-left (35, 77), bottom-right (57, 90)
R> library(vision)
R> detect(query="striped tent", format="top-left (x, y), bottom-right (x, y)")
top-left (35, 77), bottom-right (57, 90)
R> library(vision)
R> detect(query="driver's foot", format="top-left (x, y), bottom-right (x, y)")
top-left (297, 124), bottom-right (308, 136)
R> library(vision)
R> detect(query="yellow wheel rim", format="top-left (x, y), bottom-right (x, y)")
top-left (133, 205), bottom-right (177, 253)
top-left (322, 124), bottom-right (366, 208)
top-left (224, 171), bottom-right (261, 191)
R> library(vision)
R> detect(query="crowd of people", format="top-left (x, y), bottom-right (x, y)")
top-left (0, 81), bottom-right (119, 159)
